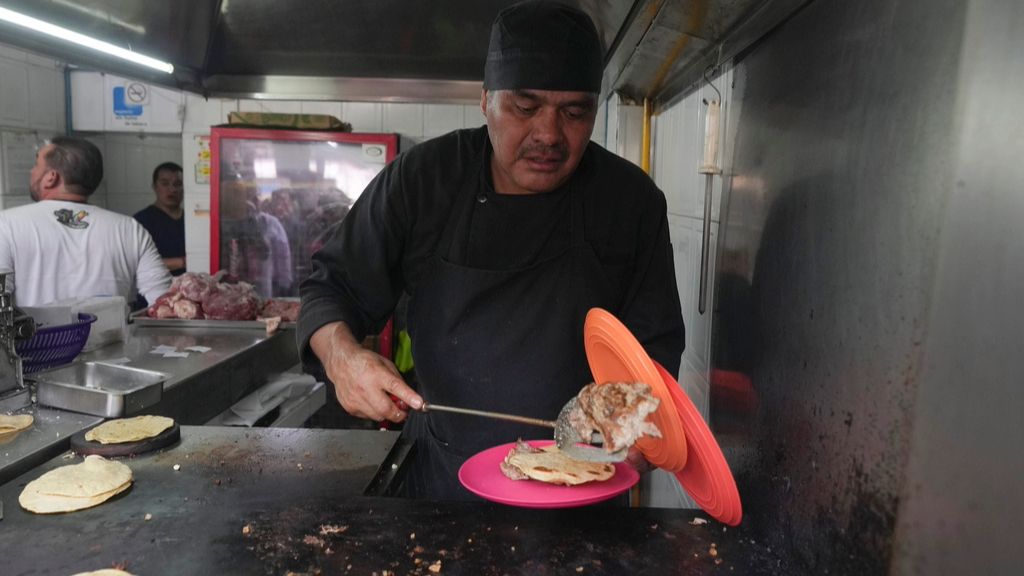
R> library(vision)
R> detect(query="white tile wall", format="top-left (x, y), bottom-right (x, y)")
top-left (183, 92), bottom-right (226, 132)
top-left (462, 104), bottom-right (484, 128)
top-left (300, 101), bottom-right (343, 117)
top-left (90, 134), bottom-right (183, 216)
top-left (0, 44), bottom-right (66, 209)
top-left (383, 103), bottom-right (425, 149)
top-left (423, 104), bottom-right (464, 139)
top-left (342, 102), bottom-right (383, 132)
top-left (0, 58), bottom-right (30, 129)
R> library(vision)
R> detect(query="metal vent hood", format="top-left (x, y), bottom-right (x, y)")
top-left (0, 0), bottom-right (808, 108)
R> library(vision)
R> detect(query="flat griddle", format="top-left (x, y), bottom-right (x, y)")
top-left (0, 426), bottom-right (787, 576)
top-left (70, 423), bottom-right (181, 457)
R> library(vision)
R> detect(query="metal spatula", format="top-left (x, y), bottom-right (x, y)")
top-left (421, 398), bottom-right (628, 463)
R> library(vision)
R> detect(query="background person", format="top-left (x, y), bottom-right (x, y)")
top-left (219, 180), bottom-right (292, 297)
top-left (0, 136), bottom-right (171, 307)
top-left (134, 162), bottom-right (186, 276)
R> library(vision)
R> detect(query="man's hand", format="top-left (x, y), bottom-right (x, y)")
top-left (309, 321), bottom-right (423, 423)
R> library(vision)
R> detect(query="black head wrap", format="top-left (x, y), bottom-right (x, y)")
top-left (483, 1), bottom-right (603, 93)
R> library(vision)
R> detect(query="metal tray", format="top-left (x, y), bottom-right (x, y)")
top-left (31, 361), bottom-right (169, 417)
top-left (129, 309), bottom-right (296, 330)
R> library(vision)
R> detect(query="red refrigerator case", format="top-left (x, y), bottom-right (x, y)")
top-left (210, 126), bottom-right (399, 357)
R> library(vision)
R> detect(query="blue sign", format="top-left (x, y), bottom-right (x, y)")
top-left (113, 86), bottom-right (143, 116)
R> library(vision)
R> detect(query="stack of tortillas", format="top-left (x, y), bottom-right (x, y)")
top-left (85, 415), bottom-right (174, 444)
top-left (19, 455), bottom-right (133, 514)
top-left (0, 414), bottom-right (33, 442)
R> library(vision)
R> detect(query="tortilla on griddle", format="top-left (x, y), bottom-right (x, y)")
top-left (503, 442), bottom-right (615, 486)
top-left (19, 455), bottom-right (133, 514)
top-left (84, 415), bottom-right (174, 444)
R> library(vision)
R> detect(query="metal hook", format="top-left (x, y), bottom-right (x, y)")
top-left (703, 64), bottom-right (722, 103)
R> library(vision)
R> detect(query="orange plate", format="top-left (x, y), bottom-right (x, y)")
top-left (583, 308), bottom-right (687, 471)
top-left (655, 361), bottom-right (743, 526)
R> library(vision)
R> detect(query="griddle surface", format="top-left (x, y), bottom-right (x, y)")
top-left (0, 426), bottom-right (788, 575)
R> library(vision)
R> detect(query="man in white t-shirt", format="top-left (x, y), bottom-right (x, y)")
top-left (0, 136), bottom-right (171, 307)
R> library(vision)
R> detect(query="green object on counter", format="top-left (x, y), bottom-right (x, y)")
top-left (394, 329), bottom-right (414, 374)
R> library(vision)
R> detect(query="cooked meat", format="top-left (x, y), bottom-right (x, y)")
top-left (571, 382), bottom-right (661, 453)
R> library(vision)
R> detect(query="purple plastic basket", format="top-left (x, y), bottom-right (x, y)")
top-left (16, 313), bottom-right (97, 374)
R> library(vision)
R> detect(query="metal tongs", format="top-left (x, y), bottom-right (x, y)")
top-left (421, 397), bottom-right (628, 463)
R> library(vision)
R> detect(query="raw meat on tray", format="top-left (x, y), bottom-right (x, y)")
top-left (145, 272), bottom-right (301, 323)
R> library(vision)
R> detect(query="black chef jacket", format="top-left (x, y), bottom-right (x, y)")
top-left (298, 126), bottom-right (684, 386)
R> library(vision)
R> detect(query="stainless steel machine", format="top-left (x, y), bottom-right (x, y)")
top-left (0, 270), bottom-right (36, 411)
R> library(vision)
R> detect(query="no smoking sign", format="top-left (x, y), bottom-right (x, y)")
top-left (125, 82), bottom-right (149, 104)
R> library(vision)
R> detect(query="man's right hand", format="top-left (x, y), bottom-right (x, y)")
top-left (309, 321), bottom-right (423, 423)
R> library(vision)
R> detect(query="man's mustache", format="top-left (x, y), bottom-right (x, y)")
top-left (517, 144), bottom-right (568, 161)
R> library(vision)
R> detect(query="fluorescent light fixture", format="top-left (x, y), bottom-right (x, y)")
top-left (0, 6), bottom-right (173, 74)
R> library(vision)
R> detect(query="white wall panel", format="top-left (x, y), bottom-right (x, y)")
top-left (668, 216), bottom-right (717, 381)
top-left (383, 103), bottom-right (424, 149)
top-left (70, 71), bottom-right (105, 132)
top-left (423, 104), bottom-right (464, 139)
top-left (300, 101), bottom-right (343, 118)
top-left (1, 131), bottom-right (37, 199)
top-left (82, 136), bottom-right (107, 208)
top-left (342, 102), bottom-right (383, 132)
top-left (97, 134), bottom-right (182, 216)
top-left (183, 92), bottom-right (227, 132)
top-left (27, 66), bottom-right (60, 131)
top-left (100, 138), bottom-right (126, 204)
top-left (0, 58), bottom-right (29, 128)
top-left (462, 104), bottom-right (483, 128)
top-left (0, 44), bottom-right (25, 61)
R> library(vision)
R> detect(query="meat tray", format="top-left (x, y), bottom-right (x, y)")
top-left (129, 299), bottom-right (297, 330)
top-left (31, 361), bottom-right (170, 417)
top-left (130, 310), bottom-right (296, 330)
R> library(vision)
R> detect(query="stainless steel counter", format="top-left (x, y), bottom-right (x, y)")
top-left (0, 324), bottom-right (299, 484)
top-left (76, 324), bottom-right (299, 424)
top-left (0, 406), bottom-right (101, 485)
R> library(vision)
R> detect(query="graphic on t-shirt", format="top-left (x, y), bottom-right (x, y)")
top-left (54, 208), bottom-right (90, 229)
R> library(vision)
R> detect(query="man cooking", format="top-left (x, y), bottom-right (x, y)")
top-left (0, 136), bottom-right (171, 307)
top-left (298, 0), bottom-right (685, 499)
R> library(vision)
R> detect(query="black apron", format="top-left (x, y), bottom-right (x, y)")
top-left (403, 162), bottom-right (615, 500)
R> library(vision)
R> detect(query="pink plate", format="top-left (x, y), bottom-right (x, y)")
top-left (459, 440), bottom-right (640, 509)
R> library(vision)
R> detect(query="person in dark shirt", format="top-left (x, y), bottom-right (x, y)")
top-left (298, 0), bottom-right (685, 500)
top-left (133, 162), bottom-right (185, 276)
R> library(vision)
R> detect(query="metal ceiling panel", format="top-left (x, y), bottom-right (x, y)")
top-left (208, 0), bottom-right (511, 80)
top-left (0, 0), bottom-right (808, 106)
